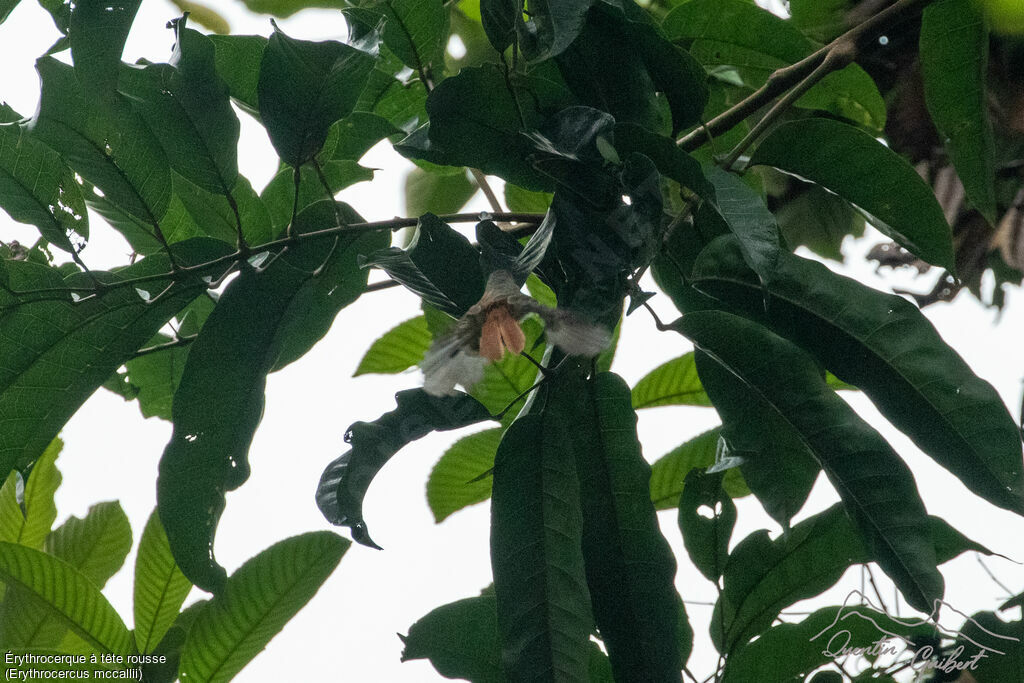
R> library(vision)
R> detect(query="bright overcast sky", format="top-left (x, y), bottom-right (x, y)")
top-left (2, 1), bottom-right (1023, 681)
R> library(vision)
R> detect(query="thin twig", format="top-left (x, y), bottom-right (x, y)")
top-left (470, 168), bottom-right (504, 214)
top-left (131, 334), bottom-right (197, 359)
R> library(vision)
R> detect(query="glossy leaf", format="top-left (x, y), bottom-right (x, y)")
top-left (427, 427), bottom-right (501, 522)
top-left (0, 109), bottom-right (89, 252)
top-left (400, 593), bottom-right (504, 682)
top-left (692, 236), bottom-right (1024, 514)
top-left (0, 542), bottom-right (132, 655)
top-left (0, 240), bottom-right (229, 481)
top-left (354, 315), bottom-right (431, 376)
top-left (316, 390), bottom-right (492, 547)
top-left (749, 118), bottom-right (955, 271)
top-left (920, 0), bottom-right (997, 224)
top-left (177, 532), bottom-right (348, 683)
top-left (675, 310), bottom-right (943, 614)
top-left (649, 428), bottom-right (750, 510)
top-left (0, 438), bottom-right (61, 549)
top-left (257, 28), bottom-right (375, 166)
top-left (678, 469), bottom-right (736, 583)
top-left (134, 509), bottom-right (193, 654)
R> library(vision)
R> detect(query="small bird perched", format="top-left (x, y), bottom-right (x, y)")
top-left (421, 269), bottom-right (610, 396)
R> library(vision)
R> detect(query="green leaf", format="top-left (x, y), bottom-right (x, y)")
top-left (260, 161), bottom-right (374, 235)
top-left (678, 469), bottom-right (736, 583)
top-left (238, 0), bottom-right (346, 18)
top-left (772, 182), bottom-right (865, 261)
top-left (427, 427), bottom-right (501, 522)
top-left (177, 532), bottom-right (348, 683)
top-left (920, 0), bottom-right (997, 224)
top-left (68, 0), bottom-right (141, 98)
top-left (168, 0), bottom-right (230, 34)
top-left (316, 390), bottom-right (492, 547)
top-left (359, 247), bottom-right (462, 316)
top-left (378, 0), bottom-right (448, 75)
top-left (554, 373), bottom-right (683, 681)
top-left (158, 208), bottom-right (382, 591)
top-left (789, 0), bottom-right (851, 43)
top-left (30, 57), bottom-right (171, 228)
top-left (704, 166), bottom-right (782, 282)
top-left (0, 542), bottom-right (132, 655)
top-left (504, 184), bottom-right (552, 213)
top-left (489, 403), bottom-right (591, 682)
top-left (46, 501), bottom-right (132, 589)
top-left (649, 427), bottom-right (750, 510)
top-left (175, 174), bottom-right (272, 247)
top-left (662, 0), bottom-right (885, 131)
top-left (134, 509), bottom-right (193, 654)
top-left (954, 611), bottom-right (1024, 682)
top-left (404, 167), bottom-right (476, 217)
top-left (674, 310), bottom-right (944, 615)
top-left (516, 0), bottom-right (592, 62)
top-left (0, 240), bottom-right (229, 481)
top-left (0, 110), bottom-right (89, 253)
top-left (749, 118), bottom-right (955, 271)
top-left (354, 315), bottom-right (431, 376)
top-left (691, 237), bottom-right (1024, 514)
top-left (480, 0), bottom-right (517, 52)
top-left (257, 28), bottom-right (375, 166)
top-left (400, 593), bottom-right (504, 682)
top-left (121, 332), bottom-right (189, 421)
top-left (0, 0), bottom-right (20, 25)
top-left (121, 24), bottom-right (240, 200)
top-left (695, 350), bottom-right (820, 527)
top-left (710, 504), bottom-right (864, 654)
top-left (207, 34), bottom-right (267, 114)
top-left (632, 352), bottom-right (712, 409)
top-left (0, 438), bottom-right (61, 549)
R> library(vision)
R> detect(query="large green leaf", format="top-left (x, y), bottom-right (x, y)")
top-left (0, 239), bottom-right (229, 480)
top-left (46, 501), bottom-right (132, 589)
top-left (0, 438), bottom-right (61, 549)
top-left (207, 34), bottom-right (267, 114)
top-left (553, 372), bottom-right (683, 681)
top-left (260, 161), bottom-right (373, 235)
top-left (678, 469), bottom-right (736, 583)
top-left (0, 542), bottom-right (131, 655)
top-left (68, 0), bottom-right (141, 98)
top-left (400, 593), bottom-right (504, 682)
top-left (158, 207), bottom-right (382, 591)
top-left (134, 509), bottom-right (193, 654)
top-left (0, 107), bottom-right (88, 253)
top-left (30, 57), bottom-right (171, 228)
top-left (121, 24), bottom-right (240, 203)
top-left (177, 532), bottom-right (348, 683)
top-left (674, 310), bottom-right (943, 614)
top-left (426, 427), bottom-right (501, 522)
top-left (404, 166), bottom-right (476, 217)
top-left (662, 0), bottom-right (885, 131)
top-left (354, 315), bottom-right (431, 376)
top-left (489, 401), bottom-right (592, 682)
top-left (316, 390), bottom-right (492, 547)
top-left (632, 352), bottom-right (711, 409)
top-left (516, 0), bottom-right (593, 62)
top-left (691, 236), bottom-right (1024, 514)
top-left (377, 0), bottom-right (448, 76)
top-left (649, 428), bottom-right (750, 510)
top-left (257, 28), bottom-right (375, 166)
top-left (749, 118), bottom-right (955, 271)
top-left (920, 0), bottom-right (997, 224)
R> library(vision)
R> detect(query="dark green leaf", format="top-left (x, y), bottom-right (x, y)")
top-left (516, 0), bottom-right (592, 62)
top-left (30, 57), bottom-right (171, 228)
top-left (954, 611), bottom-right (1024, 682)
top-left (378, 0), bottom-right (448, 75)
top-left (68, 0), bottom-right (140, 97)
top-left (749, 118), bottom-right (955, 270)
top-left (325, 111), bottom-right (400, 162)
top-left (678, 469), bottom-right (736, 583)
top-left (704, 166), bottom-right (781, 282)
top-left (177, 532), bottom-right (348, 682)
top-left (789, 0), bottom-right (851, 43)
top-left (404, 166), bottom-right (476, 217)
top-left (489, 402), bottom-right (591, 682)
top-left (360, 247), bottom-right (462, 316)
top-left (174, 174), bottom-right (272, 249)
top-left (354, 315), bottom-right (431, 376)
top-left (0, 110), bottom-right (88, 253)
top-left (260, 161), bottom-right (373, 235)
top-left (0, 240), bottom-right (229, 481)
top-left (0, 0), bottom-right (20, 25)
top-left (316, 390), bottom-right (492, 547)
top-left (674, 310), bottom-right (943, 614)
top-left (920, 0), bottom-right (997, 224)
top-left (650, 427), bottom-right (750, 510)
top-left (257, 28), bottom-right (375, 166)
top-left (691, 236), bottom-right (1024, 514)
top-left (134, 509), bottom-right (192, 654)
top-left (427, 427), bottom-right (501, 522)
top-left (401, 593), bottom-right (504, 682)
top-left (480, 0), bottom-right (517, 52)
top-left (406, 213), bottom-right (485, 314)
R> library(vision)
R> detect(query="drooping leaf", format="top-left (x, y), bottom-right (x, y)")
top-left (920, 0), bottom-right (997, 224)
top-left (649, 428), bottom-right (750, 510)
top-left (0, 542), bottom-right (132, 655)
top-left (749, 118), bottom-right (955, 271)
top-left (158, 205), bottom-right (383, 591)
top-left (400, 593), bottom-right (504, 682)
top-left (426, 427), bottom-right (501, 522)
top-left (316, 390), bottom-right (492, 548)
top-left (354, 315), bottom-right (431, 376)
top-left (691, 236), bottom-right (1024, 514)
top-left (0, 239), bottom-right (230, 481)
top-left (0, 0), bottom-right (20, 25)
top-left (134, 509), bottom-right (193, 654)
top-left (0, 438), bottom-right (61, 549)
top-left (257, 28), bottom-right (375, 166)
top-left (68, 0), bottom-right (141, 98)
top-left (678, 469), bottom-right (736, 583)
top-left (0, 108), bottom-right (88, 253)
top-left (703, 166), bottom-right (782, 282)
top-left (674, 310), bottom-right (944, 614)
top-left (177, 532), bottom-right (348, 683)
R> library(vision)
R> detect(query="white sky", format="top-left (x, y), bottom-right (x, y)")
top-left (2, 1), bottom-right (1024, 681)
